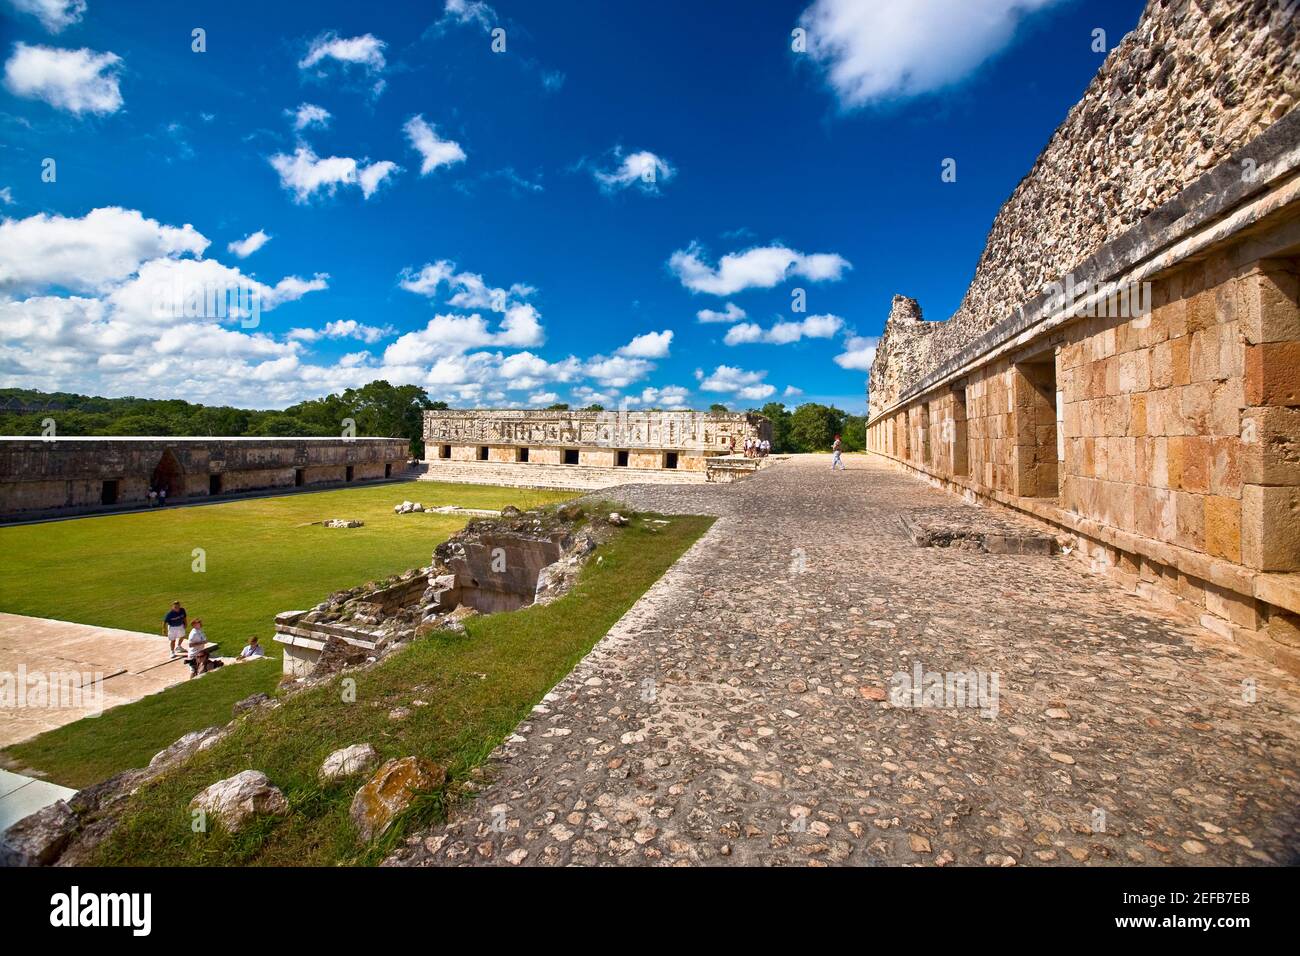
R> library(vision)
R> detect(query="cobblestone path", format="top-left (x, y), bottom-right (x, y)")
top-left (389, 455), bottom-right (1300, 866)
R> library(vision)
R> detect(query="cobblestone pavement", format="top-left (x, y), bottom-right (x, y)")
top-left (389, 454), bottom-right (1300, 867)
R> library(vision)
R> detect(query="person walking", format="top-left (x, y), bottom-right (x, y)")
top-left (831, 434), bottom-right (845, 470)
top-left (163, 600), bottom-right (187, 658)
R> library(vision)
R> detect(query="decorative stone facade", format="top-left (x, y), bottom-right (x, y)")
top-left (866, 0), bottom-right (1300, 675)
top-left (422, 409), bottom-right (769, 472)
top-left (0, 437), bottom-right (409, 520)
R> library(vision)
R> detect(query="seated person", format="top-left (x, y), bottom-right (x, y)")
top-left (184, 620), bottom-right (214, 677)
top-left (235, 635), bottom-right (266, 661)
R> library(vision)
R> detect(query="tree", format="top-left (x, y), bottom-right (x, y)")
top-left (787, 403), bottom-right (845, 453)
top-left (583, 403), bottom-right (605, 412)
top-left (709, 403), bottom-right (729, 414)
top-left (759, 402), bottom-right (793, 452)
top-left (546, 403), bottom-right (570, 411)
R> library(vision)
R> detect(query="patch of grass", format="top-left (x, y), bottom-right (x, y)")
top-left (0, 482), bottom-right (573, 786)
top-left (91, 513), bottom-right (712, 867)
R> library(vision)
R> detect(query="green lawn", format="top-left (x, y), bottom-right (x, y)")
top-left (91, 513), bottom-right (713, 866)
top-left (0, 481), bottom-right (573, 786)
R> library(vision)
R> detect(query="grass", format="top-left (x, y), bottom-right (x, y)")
top-left (90, 512), bottom-right (713, 867)
top-left (0, 481), bottom-right (573, 786)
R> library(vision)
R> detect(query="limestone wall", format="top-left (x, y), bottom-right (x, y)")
top-left (423, 409), bottom-right (768, 456)
top-left (869, 0), bottom-right (1298, 418)
top-left (0, 437), bottom-right (409, 517)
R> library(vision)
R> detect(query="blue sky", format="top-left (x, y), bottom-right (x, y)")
top-left (0, 0), bottom-right (1145, 413)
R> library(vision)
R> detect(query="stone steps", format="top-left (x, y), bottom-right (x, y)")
top-left (413, 459), bottom-right (710, 490)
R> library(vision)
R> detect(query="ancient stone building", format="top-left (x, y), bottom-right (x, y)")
top-left (0, 437), bottom-right (409, 520)
top-left (423, 409), bottom-right (769, 473)
top-left (866, 0), bottom-right (1300, 675)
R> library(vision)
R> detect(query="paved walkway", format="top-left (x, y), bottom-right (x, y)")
top-left (389, 454), bottom-right (1300, 867)
top-left (0, 612), bottom-right (190, 747)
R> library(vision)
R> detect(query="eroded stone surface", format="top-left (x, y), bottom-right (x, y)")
top-left (389, 455), bottom-right (1300, 867)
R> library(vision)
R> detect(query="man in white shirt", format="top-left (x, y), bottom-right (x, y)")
top-left (235, 636), bottom-right (266, 661)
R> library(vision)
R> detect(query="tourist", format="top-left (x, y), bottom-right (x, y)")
top-left (158, 487), bottom-right (168, 506)
top-left (163, 600), bottom-right (187, 658)
top-left (743, 437), bottom-right (752, 458)
top-left (235, 635), bottom-right (265, 661)
top-left (831, 434), bottom-right (845, 470)
top-left (184, 619), bottom-right (212, 678)
top-left (760, 439), bottom-right (770, 457)
top-left (148, 488), bottom-right (158, 507)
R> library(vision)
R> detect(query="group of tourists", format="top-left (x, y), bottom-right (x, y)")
top-left (146, 486), bottom-right (169, 507)
top-left (742, 437), bottom-right (771, 458)
top-left (163, 600), bottom-right (265, 678)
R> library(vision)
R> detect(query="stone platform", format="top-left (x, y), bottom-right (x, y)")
top-left (389, 454), bottom-right (1300, 867)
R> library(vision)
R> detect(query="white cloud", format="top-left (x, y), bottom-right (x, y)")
top-left (697, 302), bottom-right (746, 323)
top-left (0, 207), bottom-right (208, 295)
top-left (399, 260), bottom-right (535, 313)
top-left (593, 149), bottom-right (674, 194)
top-left (799, 0), bottom-right (1063, 108)
top-left (783, 385), bottom-right (803, 398)
top-left (403, 115), bottom-right (467, 175)
top-left (442, 0), bottom-right (496, 31)
top-left (299, 31), bottom-right (386, 73)
top-left (528, 390), bottom-right (559, 406)
top-left (617, 330), bottom-right (673, 359)
top-left (571, 385), bottom-right (617, 407)
top-left (3, 43), bottom-right (123, 115)
top-left (834, 334), bottom-right (879, 370)
top-left (288, 319), bottom-right (394, 345)
top-left (669, 242), bottom-right (851, 295)
top-left (227, 229), bottom-right (271, 259)
top-left (639, 385), bottom-right (691, 409)
top-left (268, 145), bottom-right (400, 203)
top-left (7, 0), bottom-right (86, 33)
top-left (724, 313), bottom-right (843, 346)
top-left (696, 364), bottom-right (775, 400)
top-left (287, 103), bottom-right (331, 131)
top-left (585, 355), bottom-right (652, 388)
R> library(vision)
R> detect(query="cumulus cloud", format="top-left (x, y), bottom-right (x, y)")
top-left (669, 242), bottom-right (850, 295)
top-left (798, 0), bottom-right (1063, 108)
top-left (593, 149), bottom-right (674, 194)
top-left (617, 330), bottom-right (673, 359)
top-left (639, 384), bottom-right (691, 409)
top-left (399, 260), bottom-right (535, 313)
top-left (298, 32), bottom-right (388, 95)
top-left (7, 0), bottom-right (86, 33)
top-left (833, 333), bottom-right (879, 371)
top-left (403, 115), bottom-right (467, 176)
top-left (288, 318), bottom-right (394, 345)
top-left (697, 302), bottom-right (746, 324)
top-left (0, 207), bottom-right (208, 295)
top-left (584, 354), bottom-right (652, 389)
top-left (3, 43), bottom-right (123, 115)
top-left (696, 364), bottom-right (775, 400)
top-left (287, 102), bottom-right (331, 131)
top-left (441, 0), bottom-right (496, 30)
top-left (269, 145), bottom-right (400, 203)
top-left (227, 229), bottom-right (270, 259)
top-left (724, 313), bottom-right (843, 346)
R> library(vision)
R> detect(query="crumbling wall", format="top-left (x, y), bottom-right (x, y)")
top-left (869, 0), bottom-right (1298, 418)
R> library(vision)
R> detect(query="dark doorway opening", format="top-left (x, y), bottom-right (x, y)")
top-left (100, 480), bottom-right (119, 506)
top-left (209, 474), bottom-right (222, 496)
top-left (384, 462), bottom-right (392, 479)
top-left (665, 452), bottom-right (679, 469)
top-left (295, 468), bottom-right (305, 487)
top-left (150, 449), bottom-right (184, 500)
top-left (439, 444), bottom-right (451, 459)
top-left (477, 446), bottom-right (490, 461)
top-left (345, 465), bottom-right (355, 482)
top-left (518, 447), bottom-right (529, 463)
top-left (616, 450), bottom-right (629, 467)
top-left (563, 448), bottom-right (580, 465)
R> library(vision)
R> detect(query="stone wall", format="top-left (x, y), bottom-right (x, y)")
top-left (423, 409), bottom-right (769, 472)
top-left (0, 437), bottom-right (409, 519)
top-left (869, 0), bottom-right (1298, 418)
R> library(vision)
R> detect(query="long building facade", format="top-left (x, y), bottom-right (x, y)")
top-left (865, 0), bottom-right (1300, 675)
top-left (0, 437), bottom-right (410, 520)
top-left (422, 409), bottom-right (769, 472)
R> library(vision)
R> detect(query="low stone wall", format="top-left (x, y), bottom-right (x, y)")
top-left (0, 437), bottom-right (409, 519)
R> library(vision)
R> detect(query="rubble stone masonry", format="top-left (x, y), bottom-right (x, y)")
top-left (867, 0), bottom-right (1300, 674)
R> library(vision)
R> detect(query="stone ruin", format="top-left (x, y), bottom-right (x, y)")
top-left (274, 504), bottom-right (607, 676)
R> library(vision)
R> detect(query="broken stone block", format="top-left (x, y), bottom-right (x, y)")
top-left (188, 771), bottom-right (288, 833)
top-left (320, 744), bottom-right (380, 782)
top-left (350, 756), bottom-right (446, 842)
top-left (0, 800), bottom-right (77, 867)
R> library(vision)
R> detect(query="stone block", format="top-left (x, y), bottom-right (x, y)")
top-left (1203, 496), bottom-right (1242, 563)
top-left (1241, 485), bottom-right (1300, 572)
top-left (1209, 437), bottom-right (1242, 498)
top-left (1239, 260), bottom-right (1300, 345)
top-left (1180, 436), bottom-right (1212, 494)
top-left (1240, 406), bottom-right (1300, 486)
top-left (1175, 492), bottom-right (1206, 553)
top-left (1244, 342), bottom-right (1300, 407)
